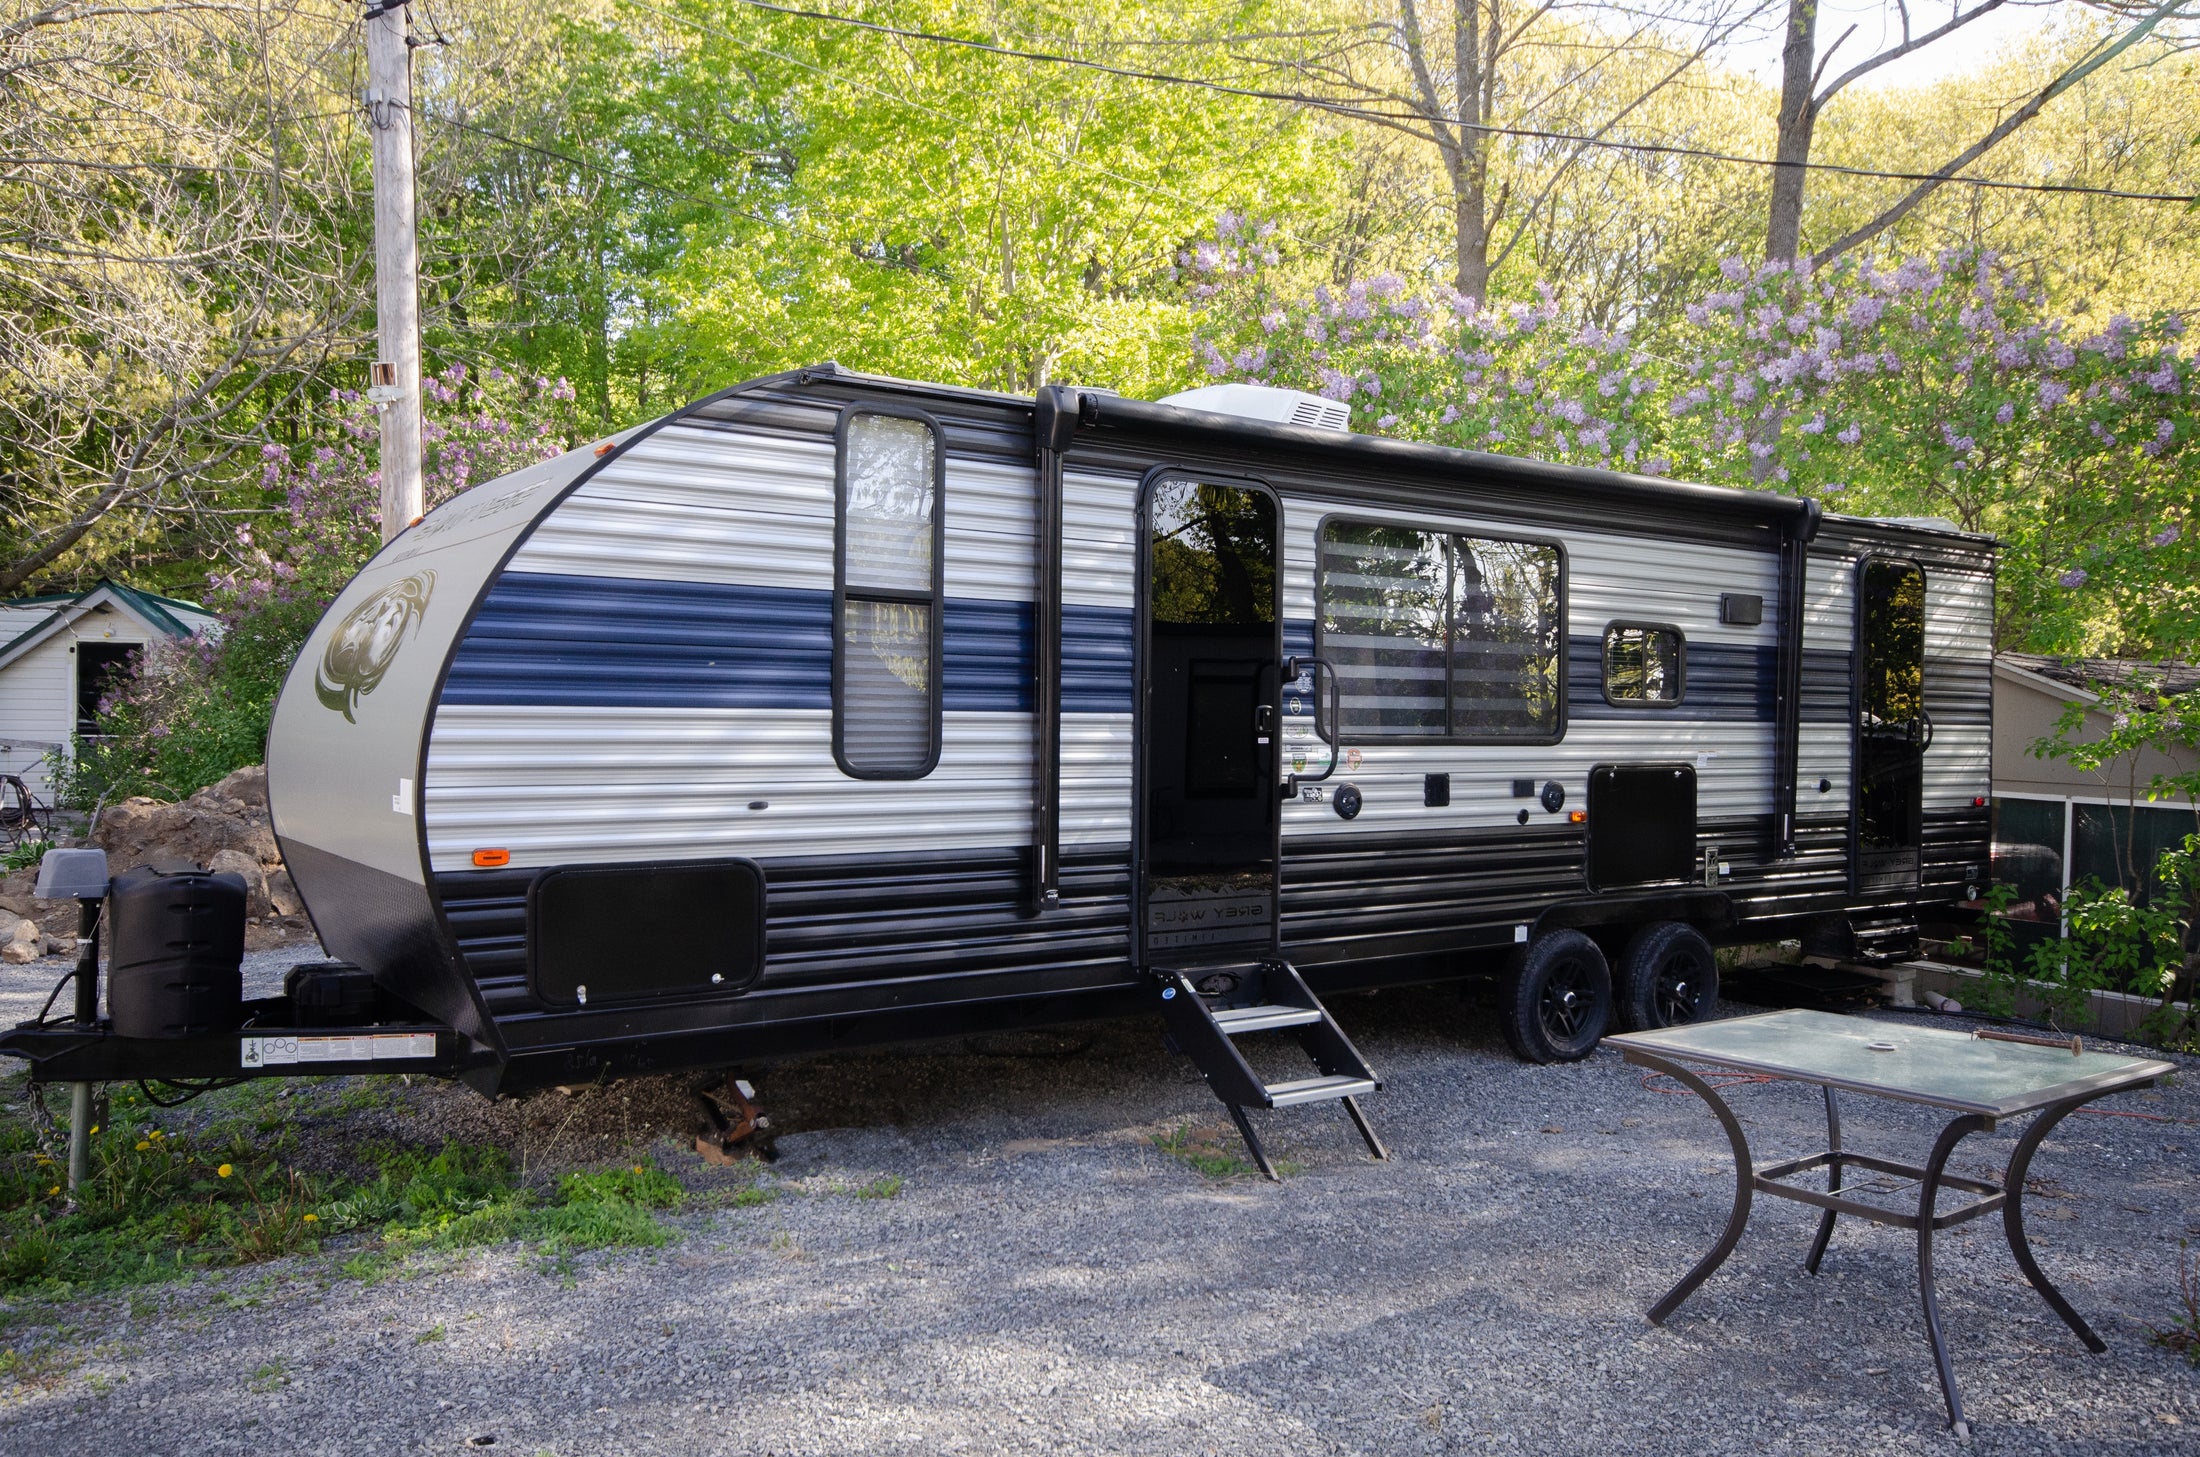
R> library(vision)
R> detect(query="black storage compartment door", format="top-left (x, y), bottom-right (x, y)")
top-left (528, 859), bottom-right (766, 1007)
top-left (1586, 763), bottom-right (1697, 891)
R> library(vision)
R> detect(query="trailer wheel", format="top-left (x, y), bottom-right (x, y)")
top-left (1499, 930), bottom-right (1611, 1064)
top-left (1617, 921), bottom-right (1719, 1031)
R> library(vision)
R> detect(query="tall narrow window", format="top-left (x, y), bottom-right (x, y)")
top-left (835, 408), bottom-right (943, 778)
top-left (1317, 519), bottom-right (1563, 742)
top-left (1602, 623), bottom-right (1685, 705)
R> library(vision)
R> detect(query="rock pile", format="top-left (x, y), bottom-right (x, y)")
top-left (0, 764), bottom-right (309, 961)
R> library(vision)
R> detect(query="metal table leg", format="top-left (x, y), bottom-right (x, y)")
top-left (1804, 1085), bottom-right (1842, 1276)
top-left (1917, 1111), bottom-right (1991, 1436)
top-left (1639, 1052), bottom-right (1756, 1326)
top-left (2001, 1095), bottom-right (2108, 1354)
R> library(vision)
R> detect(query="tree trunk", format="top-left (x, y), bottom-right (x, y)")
top-left (1452, 153), bottom-right (1490, 302)
top-left (1765, 0), bottom-right (1819, 263)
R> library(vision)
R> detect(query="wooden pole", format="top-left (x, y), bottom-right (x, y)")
top-left (365, 0), bottom-right (424, 543)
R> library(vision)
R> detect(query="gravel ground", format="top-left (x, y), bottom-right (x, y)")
top-left (1, 959), bottom-right (2194, 1456)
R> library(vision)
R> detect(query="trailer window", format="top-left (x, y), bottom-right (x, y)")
top-left (1602, 623), bottom-right (1684, 705)
top-left (1317, 520), bottom-right (1563, 741)
top-left (835, 408), bottom-right (943, 778)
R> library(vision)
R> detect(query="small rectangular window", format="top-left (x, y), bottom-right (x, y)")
top-left (1317, 519), bottom-right (1563, 742)
top-left (835, 408), bottom-right (942, 778)
top-left (1602, 623), bottom-right (1685, 705)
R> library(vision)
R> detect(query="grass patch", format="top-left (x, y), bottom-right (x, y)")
top-left (0, 1085), bottom-right (689, 1298)
top-left (1152, 1121), bottom-right (1300, 1180)
top-left (853, 1175), bottom-right (903, 1200)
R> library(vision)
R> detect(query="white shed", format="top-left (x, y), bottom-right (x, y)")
top-left (0, 580), bottom-right (220, 800)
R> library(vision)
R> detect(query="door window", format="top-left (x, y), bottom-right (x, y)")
top-left (1856, 556), bottom-right (1927, 860)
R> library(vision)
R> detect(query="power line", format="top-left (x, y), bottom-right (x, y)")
top-left (609, 0), bottom-right (1353, 268)
top-left (671, 0), bottom-right (2199, 206)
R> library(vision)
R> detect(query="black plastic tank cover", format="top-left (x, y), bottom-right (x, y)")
top-left (1586, 764), bottom-right (1699, 890)
top-left (1333, 784), bottom-right (1363, 820)
top-left (105, 867), bottom-right (247, 1039)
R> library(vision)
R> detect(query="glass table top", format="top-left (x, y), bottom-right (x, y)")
top-left (1608, 1009), bottom-right (2176, 1118)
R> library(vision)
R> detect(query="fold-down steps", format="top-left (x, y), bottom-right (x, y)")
top-left (1154, 959), bottom-right (1386, 1180)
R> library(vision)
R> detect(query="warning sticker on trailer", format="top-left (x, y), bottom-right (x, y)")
top-left (241, 1033), bottom-right (438, 1069)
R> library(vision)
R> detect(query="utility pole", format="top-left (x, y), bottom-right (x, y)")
top-left (364, 0), bottom-right (424, 543)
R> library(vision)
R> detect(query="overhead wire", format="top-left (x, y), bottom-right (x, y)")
top-left (664, 0), bottom-right (2200, 206)
top-left (608, 0), bottom-right (1357, 269)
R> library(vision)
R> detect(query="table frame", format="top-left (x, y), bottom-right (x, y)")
top-left (1622, 1046), bottom-right (2122, 1437)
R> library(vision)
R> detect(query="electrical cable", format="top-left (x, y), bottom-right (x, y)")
top-left (626, 0), bottom-right (2200, 206)
top-left (136, 1077), bottom-right (252, 1108)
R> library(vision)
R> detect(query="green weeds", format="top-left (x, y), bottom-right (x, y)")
top-left (0, 1084), bottom-right (693, 1299)
top-left (1152, 1121), bottom-right (1300, 1180)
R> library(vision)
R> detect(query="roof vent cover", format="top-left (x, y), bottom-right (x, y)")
top-left (1158, 383), bottom-right (1352, 433)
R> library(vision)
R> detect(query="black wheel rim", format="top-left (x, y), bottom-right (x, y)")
top-left (1652, 952), bottom-right (1702, 1026)
top-left (1538, 957), bottom-right (1598, 1042)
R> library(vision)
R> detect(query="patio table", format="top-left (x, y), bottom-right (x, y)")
top-left (1606, 1008), bottom-right (2175, 1435)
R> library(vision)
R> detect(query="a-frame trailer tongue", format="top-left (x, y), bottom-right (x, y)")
top-left (1133, 472), bottom-right (1385, 1179)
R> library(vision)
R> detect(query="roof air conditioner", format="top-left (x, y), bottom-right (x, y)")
top-left (1158, 383), bottom-right (1352, 433)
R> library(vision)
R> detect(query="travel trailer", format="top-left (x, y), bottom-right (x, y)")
top-left (4, 366), bottom-right (1994, 1174)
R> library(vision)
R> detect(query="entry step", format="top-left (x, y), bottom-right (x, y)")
top-left (1152, 959), bottom-right (1387, 1179)
top-left (1212, 1003), bottom-right (1325, 1034)
top-left (1265, 1074), bottom-right (1378, 1107)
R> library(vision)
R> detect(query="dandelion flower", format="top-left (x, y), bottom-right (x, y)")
top-left (217, 1164), bottom-right (234, 1178)
top-left (48, 1186), bottom-right (60, 1196)
top-left (136, 1141), bottom-right (151, 1151)
top-left (302, 1213), bottom-right (318, 1224)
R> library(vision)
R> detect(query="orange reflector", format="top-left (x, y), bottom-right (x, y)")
top-left (594, 440), bottom-right (616, 456)
top-left (472, 848), bottom-right (511, 868)
top-left (1568, 810), bottom-right (1587, 823)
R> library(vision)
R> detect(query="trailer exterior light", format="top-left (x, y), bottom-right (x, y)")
top-left (1569, 810), bottom-right (1587, 824)
top-left (472, 848), bottom-right (511, 868)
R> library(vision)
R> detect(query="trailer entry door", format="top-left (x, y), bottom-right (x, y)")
top-left (1137, 476), bottom-right (1281, 973)
top-left (1854, 556), bottom-right (1927, 894)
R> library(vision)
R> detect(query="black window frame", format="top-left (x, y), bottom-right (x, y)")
top-left (832, 401), bottom-right (946, 781)
top-left (1600, 620), bottom-right (1687, 708)
top-left (1313, 511), bottom-right (1568, 746)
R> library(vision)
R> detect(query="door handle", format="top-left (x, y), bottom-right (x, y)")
top-left (1280, 655), bottom-right (1341, 798)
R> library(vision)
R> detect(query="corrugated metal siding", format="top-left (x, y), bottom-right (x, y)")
top-left (424, 709), bottom-right (1035, 870)
top-left (442, 847), bottom-right (1134, 1032)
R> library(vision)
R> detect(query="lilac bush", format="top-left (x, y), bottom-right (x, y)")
top-left (69, 368), bottom-right (574, 803)
top-left (1186, 224), bottom-right (2196, 656)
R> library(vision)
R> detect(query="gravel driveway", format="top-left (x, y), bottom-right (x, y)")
top-left (1, 965), bottom-right (2194, 1456)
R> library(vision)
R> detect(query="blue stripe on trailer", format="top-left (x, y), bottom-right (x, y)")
top-left (446, 572), bottom-right (1142, 714)
top-left (1565, 635), bottom-right (1775, 722)
top-left (446, 572), bottom-right (1521, 719)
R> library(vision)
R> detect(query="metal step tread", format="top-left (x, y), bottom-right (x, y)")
top-left (1212, 1003), bottom-right (1324, 1034)
top-left (1264, 1074), bottom-right (1378, 1108)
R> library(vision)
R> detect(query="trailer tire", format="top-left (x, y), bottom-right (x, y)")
top-left (1617, 921), bottom-right (1718, 1031)
top-left (1499, 930), bottom-right (1611, 1064)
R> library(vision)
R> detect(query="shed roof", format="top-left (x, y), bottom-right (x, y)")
top-left (0, 579), bottom-right (218, 674)
top-left (1998, 651), bottom-right (2200, 702)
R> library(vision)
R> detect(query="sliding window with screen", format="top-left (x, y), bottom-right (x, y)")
top-left (1316, 518), bottom-right (1564, 743)
top-left (1602, 622), bottom-right (1685, 706)
top-left (834, 406), bottom-right (945, 779)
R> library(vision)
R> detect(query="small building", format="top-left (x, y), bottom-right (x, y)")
top-left (0, 580), bottom-right (220, 800)
top-left (1992, 652), bottom-right (2200, 944)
